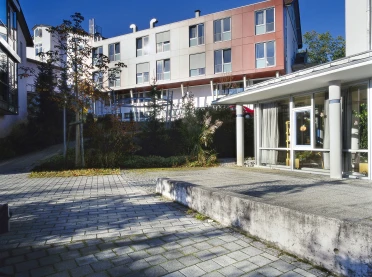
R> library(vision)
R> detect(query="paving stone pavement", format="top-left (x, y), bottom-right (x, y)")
top-left (0, 173), bottom-right (333, 277)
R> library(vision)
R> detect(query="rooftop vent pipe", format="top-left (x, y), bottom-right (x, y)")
top-left (150, 18), bottom-right (158, 29)
top-left (130, 24), bottom-right (137, 33)
top-left (195, 10), bottom-right (201, 18)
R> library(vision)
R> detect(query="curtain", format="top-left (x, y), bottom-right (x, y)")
top-left (261, 103), bottom-right (279, 164)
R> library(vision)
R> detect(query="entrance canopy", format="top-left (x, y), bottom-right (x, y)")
top-left (213, 51), bottom-right (372, 105)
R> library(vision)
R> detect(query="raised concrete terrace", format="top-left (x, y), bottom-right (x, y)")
top-left (127, 167), bottom-right (372, 226)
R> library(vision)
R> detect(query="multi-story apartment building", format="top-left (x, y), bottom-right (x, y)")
top-left (0, 0), bottom-right (33, 137)
top-left (91, 0), bottom-right (302, 121)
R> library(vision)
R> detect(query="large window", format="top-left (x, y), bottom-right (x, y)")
top-left (214, 18), bottom-right (231, 42)
top-left (256, 41), bottom-right (275, 68)
top-left (157, 59), bottom-right (170, 81)
top-left (34, 28), bottom-right (42, 38)
top-left (260, 99), bottom-right (290, 166)
top-left (190, 53), bottom-right (205, 77)
top-left (35, 43), bottom-right (43, 56)
top-left (156, 31), bottom-right (170, 53)
top-left (189, 24), bottom-right (204, 46)
top-left (214, 49), bottom-right (231, 73)
top-left (108, 70), bottom-right (121, 88)
top-left (92, 46), bottom-right (103, 66)
top-left (93, 72), bottom-right (103, 89)
top-left (136, 36), bottom-right (149, 57)
top-left (109, 43), bottom-right (120, 62)
top-left (136, 63), bottom-right (150, 84)
top-left (255, 8), bottom-right (275, 35)
top-left (343, 84), bottom-right (369, 176)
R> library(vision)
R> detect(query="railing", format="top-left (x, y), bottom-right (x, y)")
top-left (157, 72), bottom-right (170, 81)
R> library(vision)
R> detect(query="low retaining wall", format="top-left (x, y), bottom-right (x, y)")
top-left (156, 178), bottom-right (372, 277)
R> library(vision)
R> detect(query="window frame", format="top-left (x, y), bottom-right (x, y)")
top-left (136, 36), bottom-right (149, 57)
top-left (93, 71), bottom-right (103, 89)
top-left (214, 48), bottom-right (232, 74)
top-left (108, 43), bottom-right (120, 62)
top-left (255, 7), bottom-right (275, 35)
top-left (156, 59), bottom-right (171, 81)
top-left (108, 70), bottom-right (121, 88)
top-left (213, 17), bottom-right (231, 43)
top-left (255, 41), bottom-right (276, 69)
top-left (189, 52), bottom-right (206, 77)
top-left (92, 46), bottom-right (103, 66)
top-left (189, 23), bottom-right (205, 47)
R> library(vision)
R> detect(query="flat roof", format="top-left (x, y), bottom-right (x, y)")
top-left (213, 51), bottom-right (372, 105)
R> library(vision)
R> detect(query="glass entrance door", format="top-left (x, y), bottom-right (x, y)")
top-left (294, 109), bottom-right (312, 147)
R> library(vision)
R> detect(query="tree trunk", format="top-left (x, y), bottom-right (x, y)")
top-left (75, 111), bottom-right (81, 167)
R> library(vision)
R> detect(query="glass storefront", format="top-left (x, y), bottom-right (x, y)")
top-left (343, 84), bottom-right (369, 177)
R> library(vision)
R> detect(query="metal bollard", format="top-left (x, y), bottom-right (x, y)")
top-left (0, 204), bottom-right (12, 234)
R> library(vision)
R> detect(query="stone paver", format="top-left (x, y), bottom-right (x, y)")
top-left (0, 172), bottom-right (333, 277)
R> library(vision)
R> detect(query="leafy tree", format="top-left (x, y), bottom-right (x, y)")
top-left (303, 31), bottom-right (345, 64)
top-left (22, 13), bottom-right (126, 167)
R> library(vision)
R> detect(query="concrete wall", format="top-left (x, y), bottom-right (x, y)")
top-left (157, 178), bottom-right (372, 277)
top-left (345, 0), bottom-right (370, 56)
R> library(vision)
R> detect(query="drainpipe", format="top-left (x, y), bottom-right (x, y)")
top-left (369, 0), bottom-right (372, 50)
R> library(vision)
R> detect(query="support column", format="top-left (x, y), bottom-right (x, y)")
top-left (130, 90), bottom-right (134, 105)
top-left (181, 83), bottom-right (184, 98)
top-left (243, 75), bottom-right (247, 90)
top-left (236, 104), bottom-right (245, 166)
top-left (329, 81), bottom-right (342, 179)
top-left (210, 80), bottom-right (214, 101)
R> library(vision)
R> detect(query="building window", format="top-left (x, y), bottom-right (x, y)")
top-left (214, 49), bottom-right (232, 73)
top-left (189, 24), bottom-right (204, 47)
top-left (190, 53), bottom-right (206, 76)
top-left (34, 28), bottom-right (42, 38)
top-left (256, 41), bottom-right (275, 68)
top-left (93, 72), bottom-right (103, 89)
top-left (35, 43), bottom-right (43, 56)
top-left (136, 36), bottom-right (149, 57)
top-left (157, 59), bottom-right (170, 81)
top-left (156, 31), bottom-right (170, 53)
top-left (109, 70), bottom-right (121, 87)
top-left (255, 8), bottom-right (275, 35)
top-left (109, 43), bottom-right (120, 62)
top-left (214, 17), bottom-right (231, 42)
top-left (92, 46), bottom-right (103, 66)
top-left (136, 63), bottom-right (150, 84)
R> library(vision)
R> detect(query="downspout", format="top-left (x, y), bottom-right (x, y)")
top-left (369, 0), bottom-right (372, 50)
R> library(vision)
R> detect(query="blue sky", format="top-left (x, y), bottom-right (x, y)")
top-left (19, 0), bottom-right (345, 44)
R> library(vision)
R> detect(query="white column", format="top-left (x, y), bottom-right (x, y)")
top-left (329, 81), bottom-right (342, 179)
top-left (243, 75), bottom-right (247, 90)
top-left (130, 90), bottom-right (134, 105)
top-left (210, 80), bottom-right (214, 101)
top-left (236, 104), bottom-right (245, 166)
top-left (181, 83), bottom-right (184, 98)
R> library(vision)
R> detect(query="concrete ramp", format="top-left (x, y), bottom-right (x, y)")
top-left (157, 178), bottom-right (372, 277)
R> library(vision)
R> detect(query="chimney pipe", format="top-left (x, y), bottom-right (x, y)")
top-left (195, 10), bottom-right (201, 18)
top-left (150, 18), bottom-right (158, 29)
top-left (130, 24), bottom-right (137, 33)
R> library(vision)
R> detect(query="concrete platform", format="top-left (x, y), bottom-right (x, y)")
top-left (148, 167), bottom-right (372, 276)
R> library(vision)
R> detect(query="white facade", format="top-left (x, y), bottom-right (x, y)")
top-left (0, 0), bottom-right (33, 138)
top-left (345, 0), bottom-right (372, 56)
